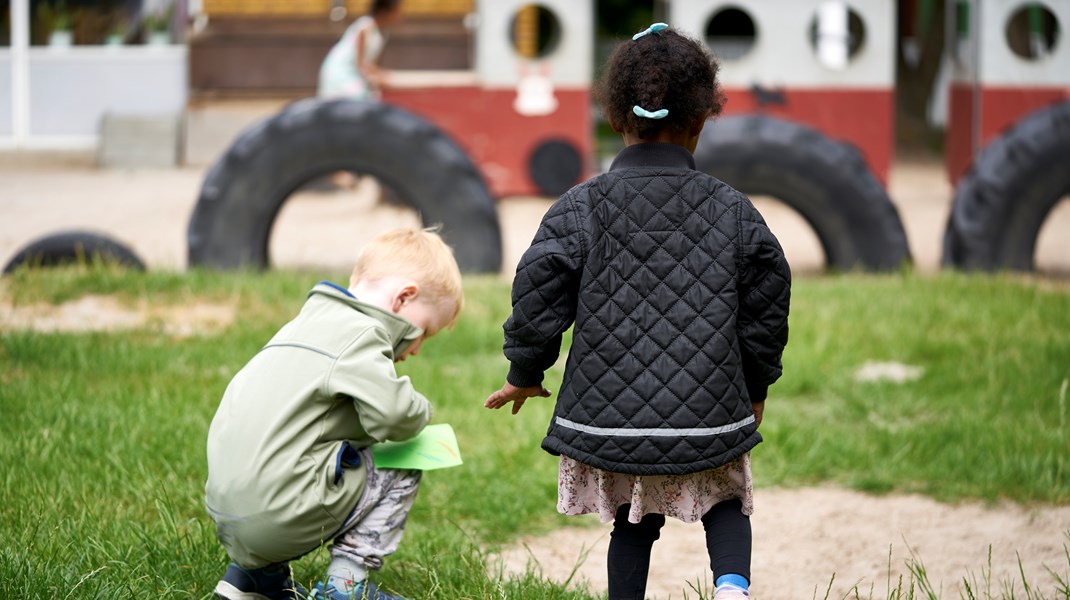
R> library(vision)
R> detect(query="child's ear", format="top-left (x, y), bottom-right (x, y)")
top-left (391, 283), bottom-right (419, 313)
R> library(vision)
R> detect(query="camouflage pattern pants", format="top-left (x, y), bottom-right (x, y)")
top-left (330, 448), bottom-right (422, 570)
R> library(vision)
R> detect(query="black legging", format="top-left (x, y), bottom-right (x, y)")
top-left (606, 500), bottom-right (751, 600)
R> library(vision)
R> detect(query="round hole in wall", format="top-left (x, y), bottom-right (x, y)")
top-left (1005, 3), bottom-right (1060, 60)
top-left (807, 1), bottom-right (867, 70)
top-left (529, 138), bottom-right (583, 197)
top-left (704, 6), bottom-right (758, 61)
top-left (509, 4), bottom-right (562, 59)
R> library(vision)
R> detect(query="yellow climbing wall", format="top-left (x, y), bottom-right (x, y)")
top-left (513, 4), bottom-right (538, 58)
top-left (202, 0), bottom-right (474, 16)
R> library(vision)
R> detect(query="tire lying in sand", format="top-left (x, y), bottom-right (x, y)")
top-left (187, 99), bottom-right (502, 273)
top-left (693, 115), bottom-right (911, 271)
top-left (2, 230), bottom-right (146, 274)
top-left (943, 101), bottom-right (1070, 271)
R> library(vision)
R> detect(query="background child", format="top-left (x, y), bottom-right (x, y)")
top-left (317, 0), bottom-right (402, 101)
top-left (206, 228), bottom-right (462, 600)
top-left (485, 24), bottom-right (791, 600)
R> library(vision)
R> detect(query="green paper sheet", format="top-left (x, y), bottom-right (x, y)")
top-left (371, 423), bottom-right (463, 471)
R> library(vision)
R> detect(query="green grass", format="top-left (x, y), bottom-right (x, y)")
top-left (1, 266), bottom-right (1068, 598)
top-left (761, 273), bottom-right (1070, 503)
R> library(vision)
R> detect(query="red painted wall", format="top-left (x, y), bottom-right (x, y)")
top-left (384, 86), bottom-right (592, 198)
top-left (721, 87), bottom-right (896, 187)
top-left (945, 84), bottom-right (1070, 183)
top-left (385, 85), bottom-right (893, 194)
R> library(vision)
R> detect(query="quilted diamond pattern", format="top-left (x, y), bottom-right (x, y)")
top-left (504, 152), bottom-right (791, 476)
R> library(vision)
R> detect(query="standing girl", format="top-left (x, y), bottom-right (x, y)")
top-left (485, 24), bottom-right (791, 600)
top-left (318, 0), bottom-right (403, 101)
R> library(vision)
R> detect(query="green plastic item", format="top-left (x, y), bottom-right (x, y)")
top-left (371, 424), bottom-right (463, 471)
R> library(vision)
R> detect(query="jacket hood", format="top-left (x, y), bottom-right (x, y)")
top-left (309, 281), bottom-right (423, 356)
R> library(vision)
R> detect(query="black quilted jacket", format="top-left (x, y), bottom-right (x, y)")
top-left (504, 142), bottom-right (791, 475)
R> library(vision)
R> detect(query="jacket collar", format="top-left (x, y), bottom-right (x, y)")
top-left (310, 281), bottom-right (423, 351)
top-left (609, 142), bottom-right (696, 171)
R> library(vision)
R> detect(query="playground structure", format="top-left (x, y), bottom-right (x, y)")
top-left (187, 0), bottom-right (917, 273)
top-left (3, 0), bottom-right (1066, 275)
top-left (673, 0), bottom-right (910, 270)
top-left (672, 0), bottom-right (897, 185)
top-left (942, 0), bottom-right (1070, 271)
top-left (382, 0), bottom-right (593, 198)
top-left (944, 0), bottom-right (1068, 183)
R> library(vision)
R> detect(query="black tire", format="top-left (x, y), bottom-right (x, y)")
top-left (3, 230), bottom-right (146, 275)
top-left (943, 101), bottom-right (1070, 271)
top-left (693, 115), bottom-right (911, 271)
top-left (187, 99), bottom-right (502, 273)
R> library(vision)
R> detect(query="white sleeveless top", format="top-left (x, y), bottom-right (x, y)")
top-left (318, 16), bottom-right (386, 100)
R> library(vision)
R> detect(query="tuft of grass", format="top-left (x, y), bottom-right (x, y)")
top-left (1, 267), bottom-right (1069, 598)
top-left (730, 536), bottom-right (1070, 600)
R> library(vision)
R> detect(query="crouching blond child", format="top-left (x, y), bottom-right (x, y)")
top-left (205, 228), bottom-right (463, 600)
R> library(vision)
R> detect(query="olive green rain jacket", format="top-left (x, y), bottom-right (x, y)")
top-left (205, 282), bottom-right (432, 568)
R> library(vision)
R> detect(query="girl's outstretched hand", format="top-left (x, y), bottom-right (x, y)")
top-left (485, 382), bottom-right (552, 415)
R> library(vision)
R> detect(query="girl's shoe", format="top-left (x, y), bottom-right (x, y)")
top-left (712, 584), bottom-right (751, 600)
top-left (213, 562), bottom-right (309, 600)
top-left (311, 579), bottom-right (409, 600)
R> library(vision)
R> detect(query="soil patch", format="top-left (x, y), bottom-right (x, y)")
top-left (0, 294), bottom-right (235, 338)
top-left (495, 487), bottom-right (1070, 599)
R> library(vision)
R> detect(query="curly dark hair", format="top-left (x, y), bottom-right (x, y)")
top-left (596, 27), bottom-right (727, 140)
top-left (370, 0), bottom-right (401, 15)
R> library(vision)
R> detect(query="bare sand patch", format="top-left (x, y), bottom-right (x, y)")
top-left (495, 486), bottom-right (1070, 599)
top-left (3, 153), bottom-right (1067, 278)
top-left (0, 294), bottom-right (235, 338)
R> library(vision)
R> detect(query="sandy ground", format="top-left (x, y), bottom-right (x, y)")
top-left (495, 487), bottom-right (1070, 599)
top-left (1, 152), bottom-right (1068, 277)
top-left (0, 293), bottom-right (235, 337)
top-left (2, 152), bottom-right (1069, 599)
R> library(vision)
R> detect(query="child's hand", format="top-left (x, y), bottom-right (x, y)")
top-left (752, 401), bottom-right (765, 428)
top-left (484, 382), bottom-right (552, 415)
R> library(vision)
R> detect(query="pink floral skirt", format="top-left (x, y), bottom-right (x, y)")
top-left (557, 453), bottom-right (753, 524)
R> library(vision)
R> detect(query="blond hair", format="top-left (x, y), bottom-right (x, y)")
top-left (349, 227), bottom-right (464, 325)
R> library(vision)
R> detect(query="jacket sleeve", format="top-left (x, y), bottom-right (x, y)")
top-left (327, 328), bottom-right (432, 443)
top-left (503, 193), bottom-right (584, 387)
top-left (737, 199), bottom-right (791, 403)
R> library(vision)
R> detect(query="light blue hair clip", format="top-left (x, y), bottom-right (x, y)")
top-left (632, 22), bottom-right (669, 41)
top-left (633, 105), bottom-right (669, 119)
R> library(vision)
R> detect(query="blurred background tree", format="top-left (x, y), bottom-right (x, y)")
top-left (595, 0), bottom-right (654, 38)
